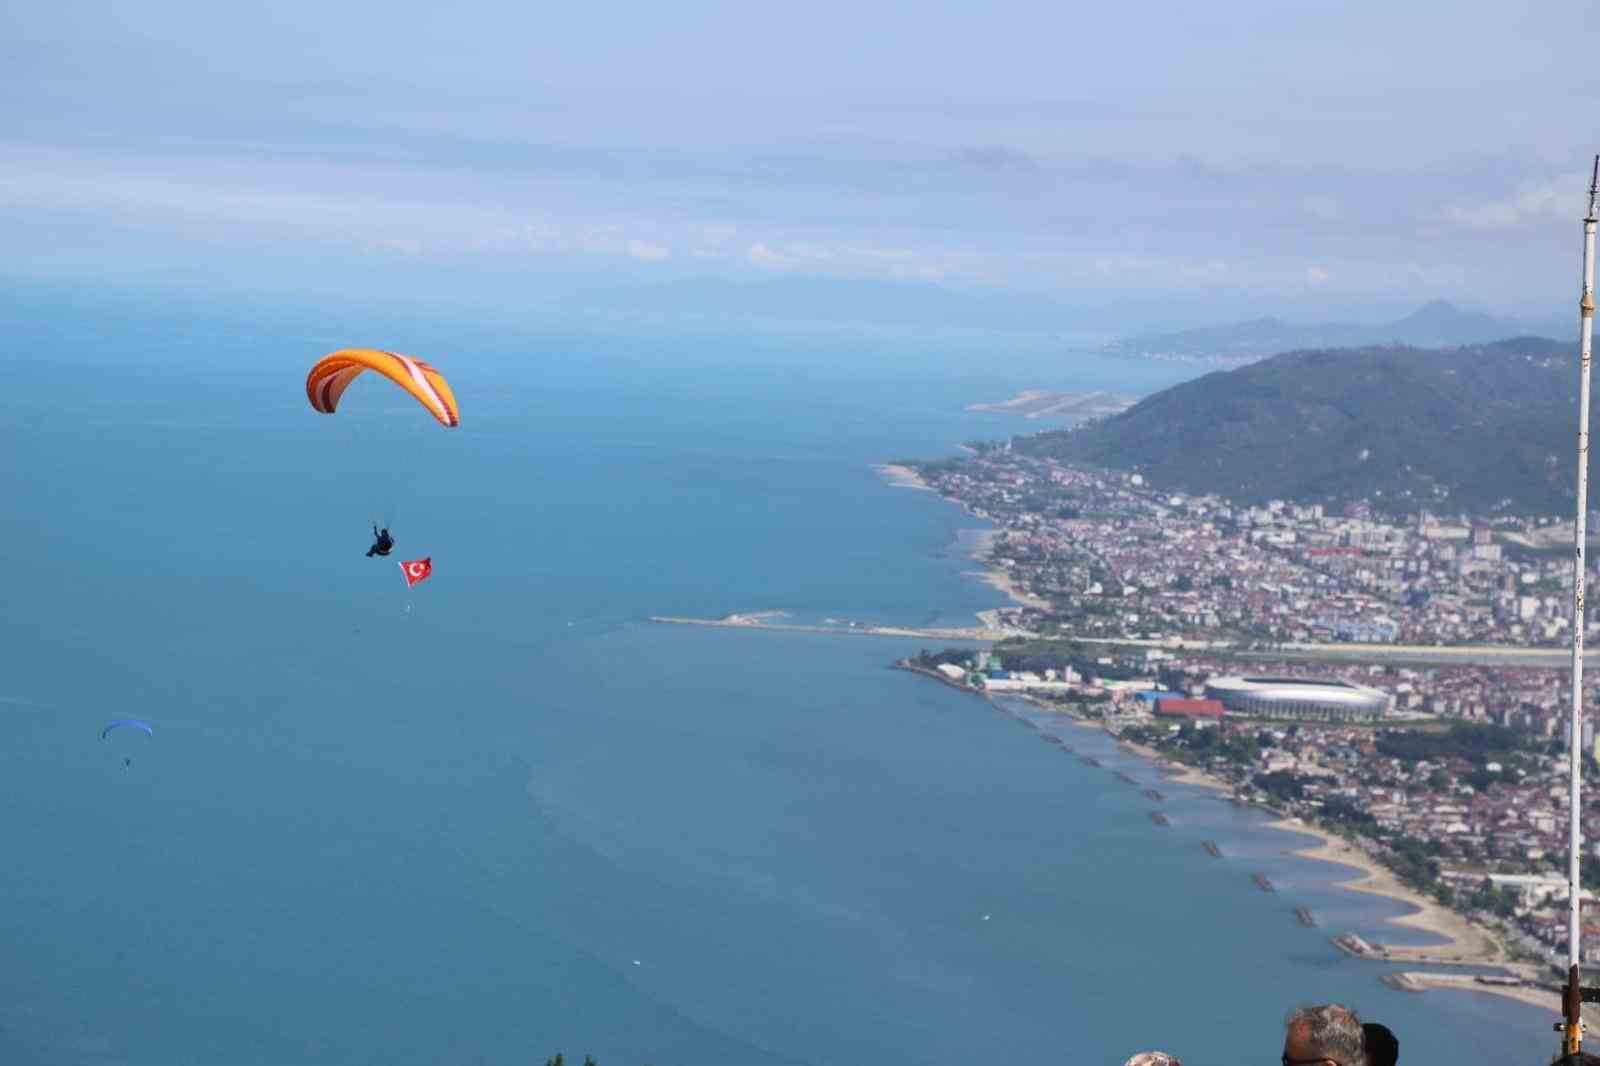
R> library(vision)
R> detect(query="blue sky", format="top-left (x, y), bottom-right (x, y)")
top-left (4, 0), bottom-right (1597, 327)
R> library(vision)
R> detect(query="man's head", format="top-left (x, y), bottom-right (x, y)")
top-left (1283, 1004), bottom-right (1367, 1066)
top-left (1360, 1022), bottom-right (1397, 1066)
top-left (1124, 1053), bottom-right (1180, 1066)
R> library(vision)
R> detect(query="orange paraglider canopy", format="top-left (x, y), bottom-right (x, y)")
top-left (306, 349), bottom-right (460, 428)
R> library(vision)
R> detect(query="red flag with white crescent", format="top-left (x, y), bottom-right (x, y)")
top-left (399, 557), bottom-right (433, 588)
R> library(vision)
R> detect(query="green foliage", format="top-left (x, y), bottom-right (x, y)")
top-left (914, 647), bottom-right (976, 669)
top-left (1387, 834), bottom-right (1444, 889)
top-left (989, 636), bottom-right (1144, 679)
top-left (1375, 722), bottom-right (1531, 765)
top-left (1320, 795), bottom-right (1377, 829)
top-left (1120, 724), bottom-right (1168, 746)
top-left (992, 637), bottom-right (1090, 661)
top-left (1461, 878), bottom-right (1521, 918)
top-left (1252, 770), bottom-right (1304, 802)
top-left (1215, 729), bottom-right (1262, 765)
top-left (1014, 337), bottom-right (1590, 514)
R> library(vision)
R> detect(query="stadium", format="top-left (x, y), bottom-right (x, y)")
top-left (1202, 676), bottom-right (1391, 722)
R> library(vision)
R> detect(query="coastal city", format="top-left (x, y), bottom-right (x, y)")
top-left (888, 443), bottom-right (1600, 1012)
top-left (906, 444), bottom-right (1589, 648)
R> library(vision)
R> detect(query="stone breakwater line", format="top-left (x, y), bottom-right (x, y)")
top-left (891, 656), bottom-right (1560, 1023)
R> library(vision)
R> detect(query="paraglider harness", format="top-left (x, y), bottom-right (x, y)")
top-left (367, 526), bottom-right (394, 558)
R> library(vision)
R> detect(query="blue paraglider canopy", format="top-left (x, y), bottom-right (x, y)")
top-left (100, 719), bottom-right (155, 740)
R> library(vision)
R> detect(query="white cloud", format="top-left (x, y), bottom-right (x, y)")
top-left (1306, 265), bottom-right (1331, 284)
top-left (747, 242), bottom-right (788, 268)
top-left (1087, 254), bottom-right (1228, 285)
top-left (628, 239), bottom-right (670, 261)
top-left (1444, 175), bottom-right (1572, 231)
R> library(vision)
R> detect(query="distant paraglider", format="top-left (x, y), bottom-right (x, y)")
top-left (101, 719), bottom-right (155, 740)
top-left (305, 349), bottom-right (460, 428)
top-left (102, 719), bottom-right (154, 769)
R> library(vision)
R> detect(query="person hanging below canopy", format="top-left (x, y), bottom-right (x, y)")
top-left (367, 525), bottom-right (395, 558)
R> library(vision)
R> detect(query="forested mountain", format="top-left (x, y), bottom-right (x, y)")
top-left (1020, 337), bottom-right (1592, 514)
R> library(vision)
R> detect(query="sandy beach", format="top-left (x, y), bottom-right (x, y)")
top-left (1109, 726), bottom-right (1508, 964)
top-left (966, 529), bottom-right (1053, 611)
top-left (972, 568), bottom-right (1053, 612)
top-left (1391, 971), bottom-right (1567, 1015)
top-left (1114, 737), bottom-right (1234, 795)
top-left (874, 463), bottom-right (931, 490)
top-left (1118, 728), bottom-right (1560, 1015)
top-left (1003, 698), bottom-right (1567, 1022)
top-left (1027, 705), bottom-right (1509, 966)
top-left (1263, 816), bottom-right (1509, 964)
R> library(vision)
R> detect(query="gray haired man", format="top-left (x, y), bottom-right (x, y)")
top-left (1282, 1004), bottom-right (1367, 1066)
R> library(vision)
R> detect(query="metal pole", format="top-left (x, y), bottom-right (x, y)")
top-left (1563, 155), bottom-right (1600, 1058)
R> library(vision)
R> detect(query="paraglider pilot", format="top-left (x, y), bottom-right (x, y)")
top-left (367, 525), bottom-right (394, 558)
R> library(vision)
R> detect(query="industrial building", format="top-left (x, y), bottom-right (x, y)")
top-left (1202, 675), bottom-right (1391, 722)
top-left (1154, 697), bottom-right (1226, 722)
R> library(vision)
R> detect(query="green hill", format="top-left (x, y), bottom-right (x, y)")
top-left (1019, 337), bottom-right (1592, 514)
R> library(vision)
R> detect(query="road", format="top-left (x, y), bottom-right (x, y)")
top-left (647, 615), bottom-right (1572, 668)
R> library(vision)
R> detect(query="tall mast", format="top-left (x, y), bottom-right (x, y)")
top-left (1563, 154), bottom-right (1600, 1058)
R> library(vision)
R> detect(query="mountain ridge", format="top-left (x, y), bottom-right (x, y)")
top-left (1103, 301), bottom-right (1556, 363)
top-left (1019, 336), bottom-right (1591, 515)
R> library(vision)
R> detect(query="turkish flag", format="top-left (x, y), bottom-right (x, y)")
top-left (398, 557), bottom-right (433, 588)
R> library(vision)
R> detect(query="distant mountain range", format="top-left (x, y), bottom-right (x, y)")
top-left (1019, 336), bottom-right (1593, 515)
top-left (1103, 301), bottom-right (1558, 364)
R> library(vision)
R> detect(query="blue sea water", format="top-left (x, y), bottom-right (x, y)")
top-left (0, 280), bottom-right (1553, 1064)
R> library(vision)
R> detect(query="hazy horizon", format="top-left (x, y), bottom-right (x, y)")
top-left (6, 0), bottom-right (1599, 331)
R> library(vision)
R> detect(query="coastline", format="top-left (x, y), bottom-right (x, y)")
top-left (873, 463), bottom-right (1052, 615)
top-left (875, 463), bottom-right (931, 490)
top-left (965, 529), bottom-right (1053, 612)
top-left (1113, 736), bottom-right (1232, 795)
top-left (873, 454), bottom-right (1554, 1024)
top-left (1020, 702), bottom-right (1538, 990)
top-left (1114, 722), bottom-right (1561, 1018)
top-left (1261, 816), bottom-right (1509, 964)
top-left (1389, 971), bottom-right (1569, 1016)
top-left (971, 568), bottom-right (1052, 612)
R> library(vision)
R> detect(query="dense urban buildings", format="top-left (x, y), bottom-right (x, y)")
top-left (910, 448), bottom-right (1595, 648)
top-left (902, 446), bottom-right (1600, 969)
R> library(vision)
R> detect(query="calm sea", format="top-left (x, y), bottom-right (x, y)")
top-left (0, 281), bottom-right (1551, 1064)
